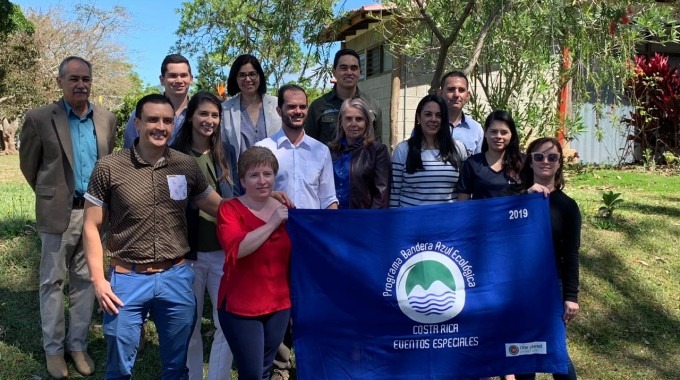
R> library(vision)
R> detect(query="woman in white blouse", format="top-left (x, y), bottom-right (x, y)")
top-left (390, 94), bottom-right (467, 207)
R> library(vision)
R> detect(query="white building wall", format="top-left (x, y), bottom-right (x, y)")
top-left (359, 73), bottom-right (391, 143)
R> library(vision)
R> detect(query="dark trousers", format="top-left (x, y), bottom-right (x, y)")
top-left (515, 355), bottom-right (577, 380)
top-left (218, 308), bottom-right (290, 380)
top-left (272, 322), bottom-right (293, 371)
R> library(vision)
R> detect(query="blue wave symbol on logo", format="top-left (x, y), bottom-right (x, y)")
top-left (407, 287), bottom-right (456, 316)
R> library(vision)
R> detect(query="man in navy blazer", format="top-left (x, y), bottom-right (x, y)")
top-left (19, 56), bottom-right (116, 379)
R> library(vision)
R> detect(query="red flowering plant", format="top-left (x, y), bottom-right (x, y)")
top-left (623, 53), bottom-right (680, 163)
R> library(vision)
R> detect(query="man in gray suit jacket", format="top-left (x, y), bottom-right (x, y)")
top-left (19, 56), bottom-right (116, 379)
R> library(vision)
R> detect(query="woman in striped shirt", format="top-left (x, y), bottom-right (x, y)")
top-left (390, 94), bottom-right (467, 207)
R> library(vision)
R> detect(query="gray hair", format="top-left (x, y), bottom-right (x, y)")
top-left (58, 56), bottom-right (92, 79)
top-left (331, 98), bottom-right (375, 147)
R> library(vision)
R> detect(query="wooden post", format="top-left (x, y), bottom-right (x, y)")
top-left (390, 52), bottom-right (403, 148)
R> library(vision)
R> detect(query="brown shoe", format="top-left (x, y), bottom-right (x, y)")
top-left (46, 354), bottom-right (68, 379)
top-left (68, 351), bottom-right (95, 376)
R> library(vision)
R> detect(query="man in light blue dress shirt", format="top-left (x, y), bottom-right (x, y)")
top-left (439, 71), bottom-right (484, 156)
top-left (122, 54), bottom-right (193, 148)
top-left (19, 56), bottom-right (117, 379)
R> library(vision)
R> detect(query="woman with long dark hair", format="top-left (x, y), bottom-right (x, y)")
top-left (222, 54), bottom-right (281, 161)
top-left (516, 137), bottom-right (580, 380)
top-left (328, 98), bottom-right (390, 209)
top-left (171, 91), bottom-right (238, 380)
top-left (457, 110), bottom-right (523, 200)
top-left (390, 94), bottom-right (466, 207)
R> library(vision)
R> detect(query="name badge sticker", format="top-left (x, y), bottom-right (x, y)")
top-left (167, 175), bottom-right (187, 200)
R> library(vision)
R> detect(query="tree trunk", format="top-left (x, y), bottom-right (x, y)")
top-left (2, 119), bottom-right (19, 154)
top-left (430, 44), bottom-right (450, 93)
top-left (390, 52), bottom-right (403, 148)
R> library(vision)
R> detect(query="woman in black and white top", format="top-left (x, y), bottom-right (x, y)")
top-left (390, 94), bottom-right (466, 207)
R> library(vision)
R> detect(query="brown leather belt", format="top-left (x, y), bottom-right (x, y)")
top-left (110, 257), bottom-right (186, 274)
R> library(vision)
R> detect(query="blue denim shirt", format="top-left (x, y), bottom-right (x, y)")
top-left (332, 138), bottom-right (357, 209)
top-left (64, 100), bottom-right (97, 196)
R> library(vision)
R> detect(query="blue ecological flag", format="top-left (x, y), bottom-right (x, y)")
top-left (287, 193), bottom-right (569, 379)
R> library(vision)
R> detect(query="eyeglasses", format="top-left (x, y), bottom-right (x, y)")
top-left (531, 152), bottom-right (560, 163)
top-left (237, 72), bottom-right (259, 81)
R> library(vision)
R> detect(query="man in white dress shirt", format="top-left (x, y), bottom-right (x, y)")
top-left (255, 84), bottom-right (338, 380)
top-left (256, 84), bottom-right (338, 210)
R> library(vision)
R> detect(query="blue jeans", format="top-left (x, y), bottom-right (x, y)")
top-left (103, 262), bottom-right (196, 380)
top-left (218, 308), bottom-right (291, 380)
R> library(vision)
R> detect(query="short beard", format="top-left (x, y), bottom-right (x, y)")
top-left (283, 119), bottom-right (304, 130)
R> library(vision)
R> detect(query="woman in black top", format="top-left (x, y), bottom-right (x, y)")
top-left (517, 137), bottom-right (580, 380)
top-left (457, 110), bottom-right (522, 200)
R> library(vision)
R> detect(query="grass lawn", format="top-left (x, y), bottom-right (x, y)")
top-left (1, 154), bottom-right (679, 379)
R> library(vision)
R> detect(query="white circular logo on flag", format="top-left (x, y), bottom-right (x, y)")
top-left (396, 251), bottom-right (466, 324)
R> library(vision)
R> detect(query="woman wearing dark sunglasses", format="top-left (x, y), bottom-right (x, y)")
top-left (456, 110), bottom-right (522, 201)
top-left (515, 137), bottom-right (581, 380)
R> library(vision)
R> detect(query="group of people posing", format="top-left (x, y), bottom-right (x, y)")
top-left (19, 48), bottom-right (580, 380)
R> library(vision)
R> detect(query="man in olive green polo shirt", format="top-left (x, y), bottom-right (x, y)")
top-left (305, 48), bottom-right (383, 144)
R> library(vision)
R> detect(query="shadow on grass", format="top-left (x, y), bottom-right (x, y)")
top-left (0, 233), bottom-right (223, 379)
top-left (619, 201), bottom-right (680, 219)
top-left (577, 237), bottom-right (680, 378)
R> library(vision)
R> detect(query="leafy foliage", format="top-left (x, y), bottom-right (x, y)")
top-left (598, 190), bottom-right (624, 219)
top-left (0, 0), bottom-right (33, 35)
top-left (376, 0), bottom-right (679, 143)
top-left (623, 53), bottom-right (680, 163)
top-left (0, 2), bottom-right (41, 120)
top-left (112, 82), bottom-right (160, 150)
top-left (26, 5), bottom-right (137, 111)
top-left (0, 25), bottom-right (43, 120)
top-left (1, 4), bottom-right (139, 120)
top-left (175, 0), bottom-right (337, 91)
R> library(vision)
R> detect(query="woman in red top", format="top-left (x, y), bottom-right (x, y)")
top-left (216, 146), bottom-right (291, 380)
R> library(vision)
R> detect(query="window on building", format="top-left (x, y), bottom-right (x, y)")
top-left (358, 44), bottom-right (393, 80)
top-left (358, 50), bottom-right (366, 81)
top-left (366, 45), bottom-right (383, 78)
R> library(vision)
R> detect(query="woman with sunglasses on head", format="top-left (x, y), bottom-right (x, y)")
top-left (329, 98), bottom-right (390, 209)
top-left (171, 91), bottom-right (239, 380)
top-left (515, 137), bottom-right (581, 380)
top-left (222, 54), bottom-right (281, 161)
top-left (390, 94), bottom-right (466, 207)
top-left (456, 110), bottom-right (522, 201)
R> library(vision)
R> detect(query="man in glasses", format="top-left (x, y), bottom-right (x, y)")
top-left (123, 54), bottom-right (194, 148)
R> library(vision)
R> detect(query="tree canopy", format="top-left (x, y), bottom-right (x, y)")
top-left (377, 0), bottom-right (680, 141)
top-left (174, 0), bottom-right (337, 91)
top-left (0, 0), bottom-right (33, 35)
top-left (0, 4), bottom-right (140, 120)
